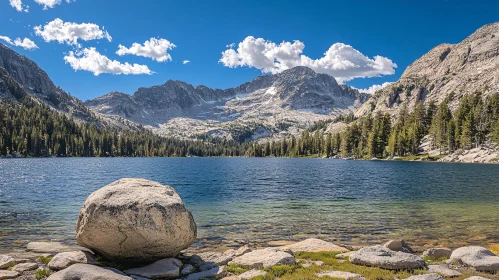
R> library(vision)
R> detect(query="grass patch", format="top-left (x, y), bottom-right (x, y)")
top-left (490, 244), bottom-right (499, 255)
top-left (422, 255), bottom-right (449, 265)
top-left (35, 268), bottom-right (52, 279)
top-left (226, 263), bottom-right (251, 275)
top-left (428, 154), bottom-right (446, 161)
top-left (36, 256), bottom-right (53, 264)
top-left (6, 262), bottom-right (17, 270)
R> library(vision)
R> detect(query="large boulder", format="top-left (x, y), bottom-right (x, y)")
top-left (47, 264), bottom-right (132, 280)
top-left (349, 246), bottom-right (425, 270)
top-left (76, 178), bottom-right (197, 261)
top-left (449, 246), bottom-right (499, 272)
top-left (230, 248), bottom-right (295, 268)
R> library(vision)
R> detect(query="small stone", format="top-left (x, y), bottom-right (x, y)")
top-left (190, 251), bottom-right (233, 270)
top-left (317, 271), bottom-right (366, 280)
top-left (180, 264), bottom-right (195, 275)
top-left (124, 258), bottom-right (182, 279)
top-left (234, 246), bottom-right (251, 257)
top-left (349, 246), bottom-right (425, 270)
top-left (48, 251), bottom-right (98, 271)
top-left (463, 277), bottom-right (491, 280)
top-left (230, 248), bottom-right (295, 268)
top-left (427, 265), bottom-right (461, 277)
top-left (336, 252), bottom-right (353, 259)
top-left (185, 266), bottom-right (226, 280)
top-left (423, 248), bottom-right (452, 259)
top-left (0, 270), bottom-right (20, 279)
top-left (238, 269), bottom-right (267, 279)
top-left (383, 240), bottom-right (413, 253)
top-left (279, 238), bottom-right (349, 253)
top-left (12, 259), bottom-right (29, 264)
top-left (0, 255), bottom-right (15, 269)
top-left (130, 276), bottom-right (151, 280)
top-left (404, 274), bottom-right (444, 280)
top-left (47, 263), bottom-right (132, 280)
top-left (299, 259), bottom-right (324, 268)
top-left (11, 262), bottom-right (39, 272)
top-left (450, 246), bottom-right (499, 272)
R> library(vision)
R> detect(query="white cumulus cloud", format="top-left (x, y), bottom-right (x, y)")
top-left (34, 18), bottom-right (112, 47)
top-left (64, 47), bottom-right (153, 76)
top-left (0, 35), bottom-right (38, 50)
top-left (116, 38), bottom-right (176, 62)
top-left (354, 82), bottom-right (393, 95)
top-left (34, 0), bottom-right (74, 10)
top-left (9, 0), bottom-right (28, 12)
top-left (219, 36), bottom-right (397, 83)
top-left (182, 60), bottom-right (190, 64)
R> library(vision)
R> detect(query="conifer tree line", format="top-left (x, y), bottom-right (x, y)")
top-left (248, 92), bottom-right (499, 158)
top-left (2, 92), bottom-right (499, 158)
top-left (0, 98), bottom-right (250, 157)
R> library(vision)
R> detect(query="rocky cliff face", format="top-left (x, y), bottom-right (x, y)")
top-left (0, 43), bottom-right (95, 121)
top-left (355, 22), bottom-right (499, 117)
top-left (86, 66), bottom-right (368, 140)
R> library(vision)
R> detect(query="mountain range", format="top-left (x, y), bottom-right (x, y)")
top-left (1, 22), bottom-right (498, 143)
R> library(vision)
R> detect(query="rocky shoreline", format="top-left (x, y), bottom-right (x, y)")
top-left (0, 178), bottom-right (498, 280)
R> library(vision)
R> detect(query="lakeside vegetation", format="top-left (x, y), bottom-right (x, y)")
top-left (2, 92), bottom-right (499, 159)
top-left (247, 92), bottom-right (499, 159)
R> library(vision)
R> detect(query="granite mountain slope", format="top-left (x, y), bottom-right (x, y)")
top-left (355, 22), bottom-right (499, 117)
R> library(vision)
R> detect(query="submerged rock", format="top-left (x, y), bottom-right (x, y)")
top-left (383, 240), bottom-right (413, 253)
top-left (124, 258), bottom-right (182, 279)
top-left (349, 246), bottom-right (425, 270)
top-left (450, 246), bottom-right (499, 272)
top-left (48, 251), bottom-right (98, 270)
top-left (230, 248), bottom-right (295, 268)
top-left (47, 264), bottom-right (132, 280)
top-left (423, 248), bottom-right (452, 259)
top-left (26, 242), bottom-right (89, 254)
top-left (279, 238), bottom-right (349, 253)
top-left (76, 178), bottom-right (197, 261)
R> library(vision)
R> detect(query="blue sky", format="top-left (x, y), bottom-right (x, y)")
top-left (1, 0), bottom-right (498, 101)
